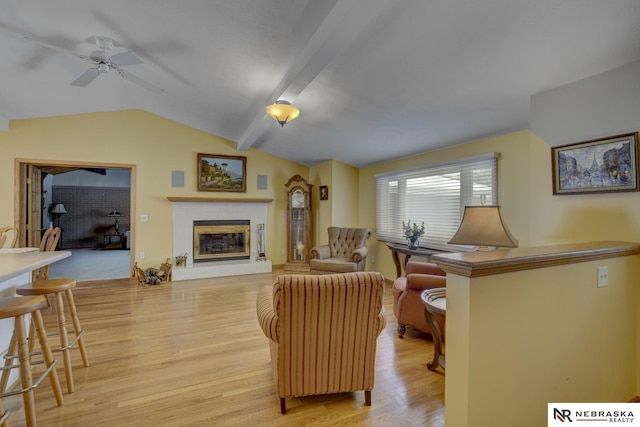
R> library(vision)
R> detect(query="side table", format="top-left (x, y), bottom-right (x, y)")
top-left (386, 242), bottom-right (445, 278)
top-left (103, 233), bottom-right (124, 250)
top-left (421, 287), bottom-right (446, 371)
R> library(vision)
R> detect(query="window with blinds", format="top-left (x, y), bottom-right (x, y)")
top-left (375, 153), bottom-right (499, 250)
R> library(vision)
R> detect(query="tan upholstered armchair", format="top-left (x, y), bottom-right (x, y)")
top-left (309, 227), bottom-right (371, 274)
top-left (256, 272), bottom-right (386, 414)
top-left (392, 261), bottom-right (446, 338)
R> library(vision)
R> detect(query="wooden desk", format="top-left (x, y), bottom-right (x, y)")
top-left (386, 242), bottom-right (445, 278)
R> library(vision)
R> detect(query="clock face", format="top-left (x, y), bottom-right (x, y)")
top-left (292, 189), bottom-right (305, 208)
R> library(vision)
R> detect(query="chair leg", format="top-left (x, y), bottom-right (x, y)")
top-left (27, 320), bottom-right (36, 355)
top-left (0, 405), bottom-right (10, 427)
top-left (397, 324), bottom-right (406, 338)
top-left (365, 390), bottom-right (372, 406)
top-left (15, 314), bottom-right (36, 427)
top-left (53, 292), bottom-right (73, 393)
top-left (65, 290), bottom-right (89, 367)
top-left (0, 335), bottom-right (16, 393)
top-left (32, 310), bottom-right (63, 407)
top-left (280, 398), bottom-right (286, 414)
top-left (0, 333), bottom-right (16, 427)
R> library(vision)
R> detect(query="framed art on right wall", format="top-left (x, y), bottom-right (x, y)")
top-left (551, 132), bottom-right (639, 195)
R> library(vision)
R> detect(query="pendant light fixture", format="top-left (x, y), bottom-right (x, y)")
top-left (265, 100), bottom-right (300, 127)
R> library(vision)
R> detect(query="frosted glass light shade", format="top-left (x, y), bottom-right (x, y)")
top-left (265, 100), bottom-right (300, 126)
top-left (448, 206), bottom-right (518, 249)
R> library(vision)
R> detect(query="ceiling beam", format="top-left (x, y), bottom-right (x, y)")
top-left (236, 0), bottom-right (393, 151)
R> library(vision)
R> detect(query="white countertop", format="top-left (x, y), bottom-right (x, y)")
top-left (0, 250), bottom-right (71, 282)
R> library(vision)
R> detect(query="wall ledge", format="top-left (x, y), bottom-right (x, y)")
top-left (167, 197), bottom-right (273, 203)
top-left (432, 241), bottom-right (640, 277)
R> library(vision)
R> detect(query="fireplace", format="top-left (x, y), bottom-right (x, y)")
top-left (193, 220), bottom-right (250, 262)
top-left (171, 200), bottom-right (272, 281)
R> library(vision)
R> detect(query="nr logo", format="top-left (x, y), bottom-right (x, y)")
top-left (553, 408), bottom-right (573, 422)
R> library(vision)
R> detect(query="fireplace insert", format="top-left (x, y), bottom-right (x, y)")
top-left (193, 220), bottom-right (250, 262)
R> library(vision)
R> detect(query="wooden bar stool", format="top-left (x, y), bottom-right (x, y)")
top-left (0, 296), bottom-right (64, 427)
top-left (16, 279), bottom-right (89, 394)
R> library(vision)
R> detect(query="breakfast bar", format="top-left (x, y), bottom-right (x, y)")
top-left (0, 249), bottom-right (71, 285)
top-left (0, 249), bottom-right (71, 349)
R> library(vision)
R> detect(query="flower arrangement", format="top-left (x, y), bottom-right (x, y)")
top-left (402, 220), bottom-right (425, 242)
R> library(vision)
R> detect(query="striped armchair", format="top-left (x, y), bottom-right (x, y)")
top-left (256, 272), bottom-right (386, 414)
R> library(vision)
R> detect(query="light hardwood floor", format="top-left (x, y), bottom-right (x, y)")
top-left (1, 269), bottom-right (445, 426)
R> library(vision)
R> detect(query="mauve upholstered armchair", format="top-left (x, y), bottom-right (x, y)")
top-left (309, 227), bottom-right (371, 274)
top-left (392, 261), bottom-right (446, 338)
top-left (256, 272), bottom-right (386, 414)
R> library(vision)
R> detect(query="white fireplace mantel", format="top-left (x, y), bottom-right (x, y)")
top-left (169, 198), bottom-right (272, 281)
top-left (167, 196), bottom-right (273, 203)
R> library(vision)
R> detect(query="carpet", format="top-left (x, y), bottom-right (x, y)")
top-left (48, 248), bottom-right (131, 282)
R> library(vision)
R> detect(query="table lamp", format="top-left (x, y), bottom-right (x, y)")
top-left (107, 209), bottom-right (123, 234)
top-left (50, 203), bottom-right (67, 228)
top-left (448, 205), bottom-right (518, 251)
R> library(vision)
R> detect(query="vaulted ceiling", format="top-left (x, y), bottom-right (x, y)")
top-left (1, 0), bottom-right (639, 167)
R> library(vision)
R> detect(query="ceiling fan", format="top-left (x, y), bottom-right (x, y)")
top-left (69, 36), bottom-right (162, 93)
top-left (0, 24), bottom-right (163, 93)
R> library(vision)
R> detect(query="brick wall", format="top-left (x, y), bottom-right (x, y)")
top-left (53, 186), bottom-right (130, 249)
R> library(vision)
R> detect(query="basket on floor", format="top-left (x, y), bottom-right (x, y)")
top-left (132, 259), bottom-right (172, 285)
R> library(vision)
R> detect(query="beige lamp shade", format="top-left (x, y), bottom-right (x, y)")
top-left (448, 205), bottom-right (518, 249)
top-left (265, 100), bottom-right (300, 127)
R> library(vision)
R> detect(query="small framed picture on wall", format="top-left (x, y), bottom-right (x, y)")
top-left (319, 185), bottom-right (329, 200)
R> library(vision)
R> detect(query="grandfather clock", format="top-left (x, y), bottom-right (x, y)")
top-left (284, 175), bottom-right (313, 273)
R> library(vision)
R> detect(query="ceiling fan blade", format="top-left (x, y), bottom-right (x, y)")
top-left (0, 23), bottom-right (87, 62)
top-left (86, 35), bottom-right (123, 48)
top-left (71, 68), bottom-right (100, 87)
top-left (116, 69), bottom-right (163, 94)
top-left (109, 51), bottom-right (143, 67)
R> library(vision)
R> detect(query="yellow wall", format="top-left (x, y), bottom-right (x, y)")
top-left (331, 160), bottom-right (359, 228)
top-left (359, 130), bottom-right (532, 280)
top-left (310, 160), bottom-right (332, 246)
top-left (445, 255), bottom-right (639, 427)
top-left (0, 110), bottom-right (308, 268)
top-left (528, 132), bottom-right (640, 245)
top-left (310, 159), bottom-right (359, 246)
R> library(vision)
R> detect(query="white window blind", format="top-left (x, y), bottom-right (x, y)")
top-left (376, 153), bottom-right (499, 250)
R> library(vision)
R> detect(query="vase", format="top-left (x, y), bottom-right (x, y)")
top-left (407, 237), bottom-right (419, 250)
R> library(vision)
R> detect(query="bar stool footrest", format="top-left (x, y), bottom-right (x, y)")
top-left (0, 358), bottom-right (57, 398)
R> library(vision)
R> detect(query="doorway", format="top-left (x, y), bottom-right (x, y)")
top-left (16, 159), bottom-right (136, 281)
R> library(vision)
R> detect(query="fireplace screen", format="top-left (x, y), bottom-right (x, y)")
top-left (193, 220), bottom-right (250, 262)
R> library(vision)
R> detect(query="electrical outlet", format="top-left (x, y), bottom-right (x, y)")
top-left (281, 249), bottom-right (286, 255)
top-left (140, 214), bottom-right (149, 222)
top-left (140, 252), bottom-right (145, 259)
top-left (597, 266), bottom-right (608, 287)
top-left (370, 255), bottom-right (375, 263)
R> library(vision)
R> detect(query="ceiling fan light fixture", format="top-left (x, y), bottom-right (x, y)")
top-left (265, 100), bottom-right (300, 127)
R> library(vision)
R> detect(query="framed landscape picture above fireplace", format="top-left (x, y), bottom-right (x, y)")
top-left (197, 153), bottom-right (247, 192)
